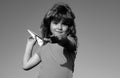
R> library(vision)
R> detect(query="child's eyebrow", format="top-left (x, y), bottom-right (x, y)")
top-left (52, 18), bottom-right (62, 23)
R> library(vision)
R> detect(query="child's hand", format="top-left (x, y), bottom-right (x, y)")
top-left (50, 34), bottom-right (67, 41)
top-left (43, 38), bottom-right (51, 42)
top-left (50, 35), bottom-right (59, 43)
top-left (27, 36), bottom-right (37, 46)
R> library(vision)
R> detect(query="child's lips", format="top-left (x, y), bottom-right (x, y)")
top-left (56, 32), bottom-right (63, 35)
top-left (56, 30), bottom-right (63, 33)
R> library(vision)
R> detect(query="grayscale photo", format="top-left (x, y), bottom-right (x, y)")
top-left (1, 0), bottom-right (120, 78)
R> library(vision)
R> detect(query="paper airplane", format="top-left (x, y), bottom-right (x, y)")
top-left (27, 29), bottom-right (44, 46)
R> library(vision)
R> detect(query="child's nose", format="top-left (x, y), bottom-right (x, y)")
top-left (58, 23), bottom-right (62, 29)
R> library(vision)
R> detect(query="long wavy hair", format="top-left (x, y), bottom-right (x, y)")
top-left (40, 2), bottom-right (77, 50)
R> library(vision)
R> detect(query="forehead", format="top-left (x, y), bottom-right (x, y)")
top-left (52, 17), bottom-right (71, 22)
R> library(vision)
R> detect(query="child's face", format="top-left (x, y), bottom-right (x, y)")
top-left (50, 20), bottom-right (69, 39)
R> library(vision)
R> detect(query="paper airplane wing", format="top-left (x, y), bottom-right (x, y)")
top-left (27, 29), bottom-right (44, 46)
top-left (27, 29), bottom-right (36, 38)
top-left (36, 37), bottom-right (44, 46)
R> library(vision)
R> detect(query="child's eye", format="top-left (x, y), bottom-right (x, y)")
top-left (62, 24), bottom-right (68, 27)
top-left (62, 22), bottom-right (70, 26)
top-left (53, 21), bottom-right (58, 24)
top-left (62, 20), bottom-right (72, 26)
top-left (52, 20), bottom-right (60, 24)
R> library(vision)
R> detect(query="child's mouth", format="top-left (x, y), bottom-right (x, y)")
top-left (55, 30), bottom-right (63, 33)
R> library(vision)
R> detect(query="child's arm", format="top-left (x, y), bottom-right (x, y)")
top-left (23, 37), bottom-right (41, 70)
top-left (50, 35), bottom-right (77, 51)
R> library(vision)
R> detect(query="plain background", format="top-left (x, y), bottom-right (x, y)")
top-left (0, 0), bottom-right (120, 78)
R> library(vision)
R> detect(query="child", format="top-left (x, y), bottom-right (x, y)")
top-left (23, 2), bottom-right (78, 78)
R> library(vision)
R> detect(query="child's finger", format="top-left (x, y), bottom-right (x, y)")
top-left (28, 36), bottom-right (34, 39)
top-left (27, 36), bottom-right (36, 42)
top-left (43, 38), bottom-right (51, 42)
top-left (50, 34), bottom-right (55, 37)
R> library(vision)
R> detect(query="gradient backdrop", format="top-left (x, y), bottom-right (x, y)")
top-left (0, 0), bottom-right (120, 78)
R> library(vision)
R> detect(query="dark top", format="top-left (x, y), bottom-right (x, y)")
top-left (37, 42), bottom-right (76, 78)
